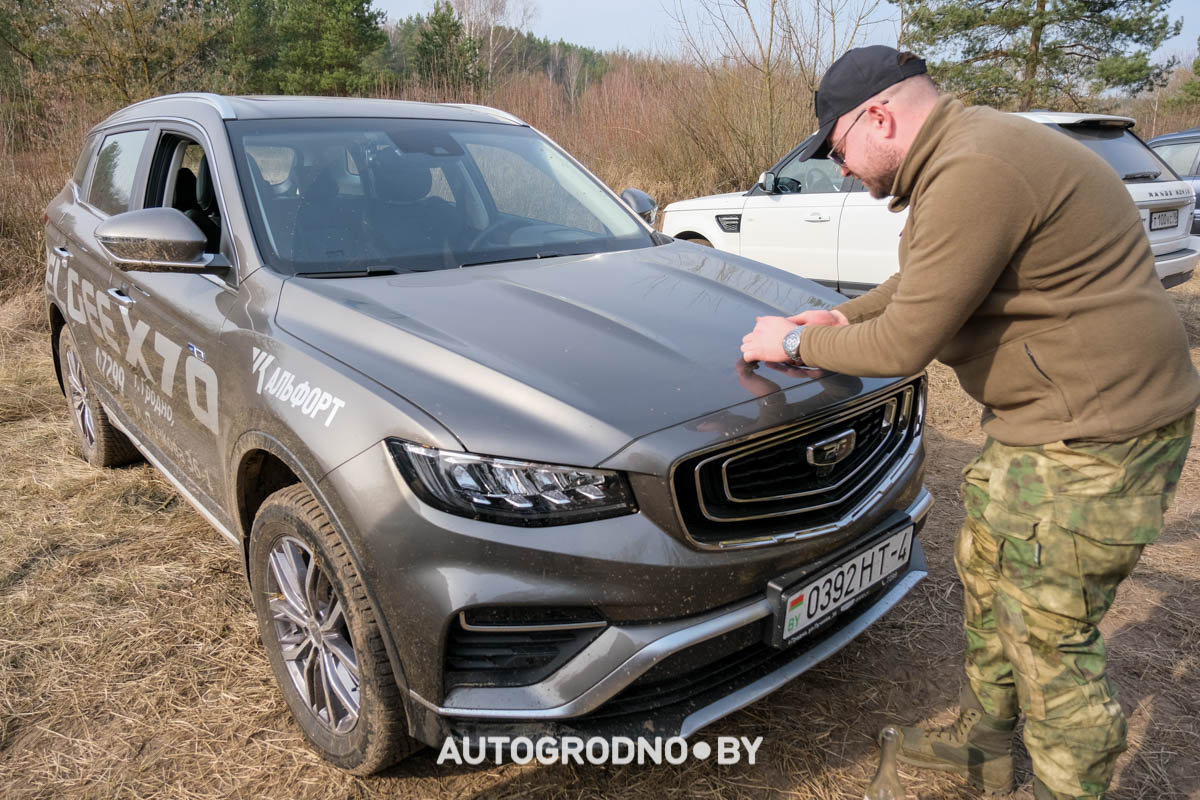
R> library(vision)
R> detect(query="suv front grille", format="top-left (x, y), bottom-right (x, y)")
top-left (672, 379), bottom-right (923, 547)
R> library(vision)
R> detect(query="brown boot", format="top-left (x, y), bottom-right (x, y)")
top-left (892, 685), bottom-right (1017, 795)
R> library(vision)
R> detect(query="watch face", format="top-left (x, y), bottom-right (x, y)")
top-left (783, 328), bottom-right (803, 358)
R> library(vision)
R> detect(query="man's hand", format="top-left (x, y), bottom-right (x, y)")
top-left (741, 316), bottom-right (799, 363)
top-left (741, 309), bottom-right (849, 363)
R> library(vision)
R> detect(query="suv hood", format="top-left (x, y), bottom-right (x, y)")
top-left (664, 191), bottom-right (748, 213)
top-left (276, 242), bottom-right (848, 466)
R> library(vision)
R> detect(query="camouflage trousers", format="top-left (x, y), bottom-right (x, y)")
top-left (955, 412), bottom-right (1194, 797)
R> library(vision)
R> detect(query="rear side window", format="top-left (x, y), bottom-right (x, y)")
top-left (1152, 141), bottom-right (1200, 177)
top-left (1055, 125), bottom-right (1171, 182)
top-left (88, 130), bottom-right (149, 216)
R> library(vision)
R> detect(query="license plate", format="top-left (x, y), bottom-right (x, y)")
top-left (773, 526), bottom-right (913, 646)
top-left (1151, 209), bottom-right (1179, 231)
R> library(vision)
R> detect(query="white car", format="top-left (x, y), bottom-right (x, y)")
top-left (660, 112), bottom-right (1199, 294)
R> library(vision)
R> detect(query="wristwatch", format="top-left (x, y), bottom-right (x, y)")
top-left (782, 326), bottom-right (804, 362)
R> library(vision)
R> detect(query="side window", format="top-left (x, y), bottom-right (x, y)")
top-left (148, 133), bottom-right (224, 254)
top-left (775, 154), bottom-right (846, 195)
top-left (1152, 141), bottom-right (1200, 177)
top-left (72, 134), bottom-right (98, 189)
top-left (246, 144), bottom-right (298, 187)
top-left (87, 130), bottom-right (149, 216)
top-left (429, 166), bottom-right (454, 203)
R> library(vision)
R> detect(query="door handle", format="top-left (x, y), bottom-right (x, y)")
top-left (106, 287), bottom-right (135, 307)
top-left (805, 213), bottom-right (831, 223)
top-left (52, 246), bottom-right (72, 259)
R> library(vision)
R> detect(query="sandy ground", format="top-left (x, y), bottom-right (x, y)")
top-left (2, 279), bottom-right (1198, 800)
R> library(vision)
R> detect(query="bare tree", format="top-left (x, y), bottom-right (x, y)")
top-left (780, 0), bottom-right (885, 98)
top-left (667, 0), bottom-right (886, 187)
top-left (451, 0), bottom-right (535, 85)
top-left (670, 0), bottom-right (789, 175)
top-left (58, 0), bottom-right (227, 103)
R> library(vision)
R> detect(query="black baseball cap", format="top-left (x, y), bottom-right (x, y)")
top-left (797, 45), bottom-right (927, 161)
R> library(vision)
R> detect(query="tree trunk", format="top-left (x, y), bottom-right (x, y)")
top-left (1020, 0), bottom-right (1046, 111)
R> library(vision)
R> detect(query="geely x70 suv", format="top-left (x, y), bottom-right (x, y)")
top-left (43, 93), bottom-right (930, 773)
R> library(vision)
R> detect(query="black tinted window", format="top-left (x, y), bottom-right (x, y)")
top-left (88, 130), bottom-right (148, 215)
top-left (1054, 125), bottom-right (1171, 182)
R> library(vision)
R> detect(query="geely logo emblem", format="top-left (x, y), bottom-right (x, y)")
top-left (806, 429), bottom-right (857, 467)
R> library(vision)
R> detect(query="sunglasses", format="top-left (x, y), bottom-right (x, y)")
top-left (827, 99), bottom-right (887, 167)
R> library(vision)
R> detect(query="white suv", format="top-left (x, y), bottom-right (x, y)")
top-left (660, 112), bottom-right (1198, 294)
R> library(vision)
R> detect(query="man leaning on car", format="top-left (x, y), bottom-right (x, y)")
top-left (740, 46), bottom-right (1200, 799)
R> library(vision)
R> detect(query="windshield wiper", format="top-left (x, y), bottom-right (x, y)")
top-left (1122, 170), bottom-right (1160, 181)
top-left (294, 267), bottom-right (402, 278)
top-left (458, 250), bottom-right (587, 268)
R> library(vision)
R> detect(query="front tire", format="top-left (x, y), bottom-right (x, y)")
top-left (58, 326), bottom-right (140, 467)
top-left (249, 484), bottom-right (419, 773)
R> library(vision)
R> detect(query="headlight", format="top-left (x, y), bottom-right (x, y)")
top-left (388, 440), bottom-right (637, 527)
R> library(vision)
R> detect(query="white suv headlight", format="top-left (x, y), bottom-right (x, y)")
top-left (388, 440), bottom-right (637, 526)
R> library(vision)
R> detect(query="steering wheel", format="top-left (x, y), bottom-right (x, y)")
top-left (467, 218), bottom-right (533, 251)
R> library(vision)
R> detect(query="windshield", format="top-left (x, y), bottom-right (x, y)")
top-left (226, 117), bottom-right (653, 274)
top-left (1052, 124), bottom-right (1172, 183)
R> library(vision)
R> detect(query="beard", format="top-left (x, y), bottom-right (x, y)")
top-left (857, 137), bottom-right (903, 199)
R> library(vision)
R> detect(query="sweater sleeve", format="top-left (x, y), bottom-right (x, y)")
top-left (835, 272), bottom-right (900, 322)
top-left (800, 154), bottom-right (1038, 377)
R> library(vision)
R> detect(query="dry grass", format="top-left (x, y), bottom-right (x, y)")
top-left (3, 276), bottom-right (1200, 799)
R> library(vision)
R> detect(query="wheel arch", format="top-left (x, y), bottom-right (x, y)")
top-left (230, 431), bottom-right (414, 698)
top-left (48, 301), bottom-right (67, 396)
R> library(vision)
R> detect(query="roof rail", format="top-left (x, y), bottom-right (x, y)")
top-left (115, 92), bottom-right (238, 120)
top-left (450, 103), bottom-right (525, 125)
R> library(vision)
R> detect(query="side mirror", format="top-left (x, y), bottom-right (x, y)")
top-left (758, 171), bottom-right (777, 193)
top-left (95, 208), bottom-right (229, 275)
top-left (620, 187), bottom-right (658, 226)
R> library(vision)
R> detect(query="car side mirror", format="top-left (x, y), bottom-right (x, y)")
top-left (759, 171), bottom-right (777, 193)
top-left (95, 208), bottom-right (230, 276)
top-left (620, 187), bottom-right (657, 226)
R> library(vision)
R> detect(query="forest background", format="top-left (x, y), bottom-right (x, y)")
top-left (1, 0), bottom-right (1199, 295)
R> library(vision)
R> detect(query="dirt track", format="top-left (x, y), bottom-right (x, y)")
top-left (2, 280), bottom-right (1199, 800)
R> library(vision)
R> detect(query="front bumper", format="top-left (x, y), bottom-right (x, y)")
top-left (414, 489), bottom-right (930, 724)
top-left (318, 378), bottom-right (929, 746)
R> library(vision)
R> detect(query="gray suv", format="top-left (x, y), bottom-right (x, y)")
top-left (43, 93), bottom-right (930, 773)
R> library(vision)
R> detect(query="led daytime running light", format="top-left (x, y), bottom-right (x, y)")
top-left (388, 440), bottom-right (636, 527)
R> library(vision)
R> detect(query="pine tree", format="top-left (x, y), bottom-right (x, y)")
top-left (893, 0), bottom-right (1182, 110)
top-left (414, 1), bottom-right (479, 91)
top-left (273, 0), bottom-right (385, 95)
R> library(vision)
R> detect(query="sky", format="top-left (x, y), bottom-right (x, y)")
top-left (375, 0), bottom-right (1199, 64)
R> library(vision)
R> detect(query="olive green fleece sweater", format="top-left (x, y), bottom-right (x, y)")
top-left (799, 95), bottom-right (1200, 446)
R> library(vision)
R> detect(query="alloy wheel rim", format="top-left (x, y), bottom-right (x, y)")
top-left (64, 345), bottom-right (95, 448)
top-left (266, 536), bottom-right (360, 734)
